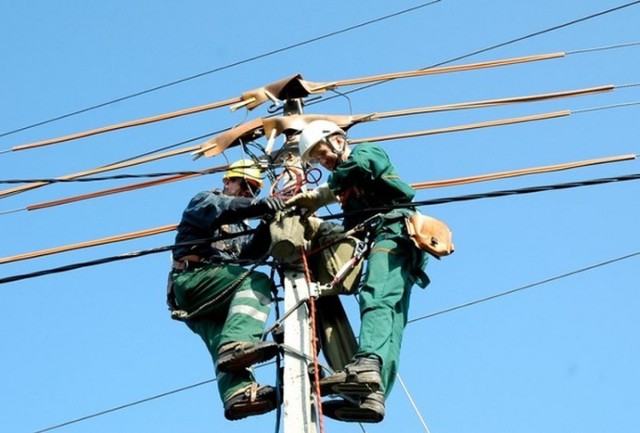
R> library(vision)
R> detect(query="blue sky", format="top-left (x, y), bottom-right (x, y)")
top-left (1, 1), bottom-right (639, 433)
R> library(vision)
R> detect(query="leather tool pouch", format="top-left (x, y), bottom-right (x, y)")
top-left (405, 214), bottom-right (455, 259)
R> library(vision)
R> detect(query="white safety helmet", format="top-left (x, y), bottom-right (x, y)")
top-left (298, 120), bottom-right (346, 163)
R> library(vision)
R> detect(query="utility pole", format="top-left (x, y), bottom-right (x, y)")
top-left (279, 97), bottom-right (318, 433)
top-left (281, 269), bottom-right (317, 433)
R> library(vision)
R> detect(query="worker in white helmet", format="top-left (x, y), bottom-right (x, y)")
top-left (287, 121), bottom-right (430, 423)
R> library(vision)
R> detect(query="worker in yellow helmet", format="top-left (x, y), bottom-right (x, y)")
top-left (169, 159), bottom-right (285, 421)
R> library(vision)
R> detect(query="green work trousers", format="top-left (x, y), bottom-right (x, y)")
top-left (172, 264), bottom-right (272, 402)
top-left (356, 221), bottom-right (427, 397)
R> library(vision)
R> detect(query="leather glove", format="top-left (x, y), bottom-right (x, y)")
top-left (259, 196), bottom-right (287, 212)
top-left (285, 184), bottom-right (336, 214)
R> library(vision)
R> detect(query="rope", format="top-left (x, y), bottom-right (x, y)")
top-left (301, 248), bottom-right (326, 433)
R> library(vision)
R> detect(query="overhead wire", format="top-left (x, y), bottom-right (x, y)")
top-left (0, 0), bottom-right (443, 140)
top-left (309, 0), bottom-right (640, 103)
top-left (7, 3), bottom-right (640, 431)
top-left (1, 153), bottom-right (634, 263)
top-left (3, 171), bottom-right (640, 283)
top-left (1, 80), bottom-right (634, 204)
top-left (407, 250), bottom-right (640, 324)
top-left (27, 248), bottom-right (640, 433)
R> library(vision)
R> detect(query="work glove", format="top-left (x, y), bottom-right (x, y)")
top-left (258, 196), bottom-right (287, 213)
top-left (285, 183), bottom-right (337, 214)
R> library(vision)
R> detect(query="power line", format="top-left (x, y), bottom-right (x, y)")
top-left (0, 1), bottom-right (442, 139)
top-left (3, 171), bottom-right (639, 284)
top-left (32, 379), bottom-right (216, 433)
top-left (330, 172), bottom-right (640, 220)
top-left (0, 229), bottom-right (257, 285)
top-left (28, 249), bottom-right (640, 432)
top-left (408, 250), bottom-right (640, 323)
top-left (308, 0), bottom-right (640, 104)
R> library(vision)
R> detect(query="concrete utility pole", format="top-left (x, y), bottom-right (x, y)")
top-left (279, 97), bottom-right (317, 433)
top-left (281, 269), bottom-right (317, 433)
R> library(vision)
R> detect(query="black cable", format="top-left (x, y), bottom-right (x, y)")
top-left (4, 171), bottom-right (639, 284)
top-left (0, 229), bottom-right (257, 285)
top-left (308, 0), bottom-right (640, 105)
top-left (0, 1), bottom-right (442, 139)
top-left (29, 248), bottom-right (640, 432)
top-left (326, 172), bottom-right (640, 221)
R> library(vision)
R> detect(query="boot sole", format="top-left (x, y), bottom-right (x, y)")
top-left (218, 344), bottom-right (279, 373)
top-left (224, 387), bottom-right (277, 421)
top-left (323, 401), bottom-right (384, 423)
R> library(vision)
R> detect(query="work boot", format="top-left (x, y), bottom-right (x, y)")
top-left (319, 356), bottom-right (382, 396)
top-left (217, 341), bottom-right (279, 373)
top-left (223, 383), bottom-right (278, 421)
top-left (322, 391), bottom-right (385, 423)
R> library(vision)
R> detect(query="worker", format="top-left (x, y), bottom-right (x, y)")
top-left (169, 159), bottom-right (286, 421)
top-left (286, 120), bottom-right (430, 423)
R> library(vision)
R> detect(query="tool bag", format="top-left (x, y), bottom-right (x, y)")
top-left (305, 218), bottom-right (363, 296)
top-left (405, 213), bottom-right (455, 259)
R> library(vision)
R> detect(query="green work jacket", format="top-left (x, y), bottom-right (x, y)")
top-left (328, 142), bottom-right (415, 230)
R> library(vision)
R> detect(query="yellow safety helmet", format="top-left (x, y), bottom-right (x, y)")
top-left (223, 159), bottom-right (264, 191)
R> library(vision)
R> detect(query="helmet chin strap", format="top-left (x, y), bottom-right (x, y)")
top-left (328, 134), bottom-right (347, 169)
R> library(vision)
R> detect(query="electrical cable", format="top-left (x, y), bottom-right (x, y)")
top-left (407, 250), bottom-right (640, 323)
top-left (326, 172), bottom-right (640, 221)
top-left (28, 248), bottom-right (640, 433)
top-left (0, 229), bottom-right (258, 285)
top-left (3, 171), bottom-right (639, 283)
top-left (307, 1), bottom-right (640, 105)
top-left (31, 379), bottom-right (217, 433)
top-left (0, 1), bottom-right (442, 139)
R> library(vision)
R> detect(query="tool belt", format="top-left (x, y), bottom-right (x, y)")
top-left (405, 213), bottom-right (455, 259)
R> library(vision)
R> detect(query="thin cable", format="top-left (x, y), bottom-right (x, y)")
top-left (0, 207), bottom-right (24, 216)
top-left (396, 373), bottom-right (431, 433)
top-left (30, 249), bottom-right (640, 432)
top-left (567, 40), bottom-right (640, 55)
top-left (32, 379), bottom-right (216, 433)
top-left (573, 100), bottom-right (640, 114)
top-left (309, 0), bottom-right (640, 104)
top-left (616, 82), bottom-right (640, 89)
top-left (408, 250), bottom-right (640, 324)
top-left (0, 1), bottom-right (441, 139)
